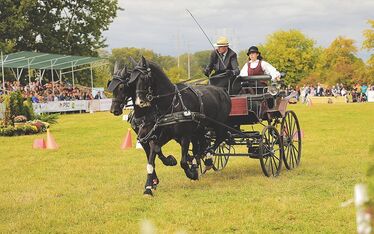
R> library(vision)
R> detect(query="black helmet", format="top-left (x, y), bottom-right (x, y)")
top-left (246, 46), bottom-right (260, 55)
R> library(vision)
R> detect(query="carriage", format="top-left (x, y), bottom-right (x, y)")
top-left (109, 58), bottom-right (302, 195)
top-left (196, 74), bottom-right (302, 177)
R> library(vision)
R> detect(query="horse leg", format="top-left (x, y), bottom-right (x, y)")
top-left (203, 127), bottom-right (227, 170)
top-left (143, 142), bottom-right (161, 189)
top-left (156, 131), bottom-right (177, 166)
top-left (143, 141), bottom-right (158, 196)
top-left (180, 137), bottom-right (198, 180)
top-left (156, 148), bottom-right (177, 166)
top-left (206, 126), bottom-right (226, 153)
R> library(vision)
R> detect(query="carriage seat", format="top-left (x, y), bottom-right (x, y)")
top-left (230, 75), bottom-right (272, 95)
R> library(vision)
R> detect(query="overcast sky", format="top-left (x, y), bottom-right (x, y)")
top-left (103, 0), bottom-right (374, 60)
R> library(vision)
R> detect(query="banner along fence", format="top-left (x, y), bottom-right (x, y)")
top-left (32, 99), bottom-right (113, 114)
top-left (0, 99), bottom-right (114, 119)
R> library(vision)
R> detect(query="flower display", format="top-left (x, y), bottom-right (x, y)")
top-left (14, 115), bottom-right (27, 123)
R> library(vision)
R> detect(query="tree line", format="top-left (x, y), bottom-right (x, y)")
top-left (109, 23), bottom-right (374, 88)
top-left (1, 1), bottom-right (373, 88)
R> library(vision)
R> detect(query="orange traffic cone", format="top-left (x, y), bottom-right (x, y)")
top-left (121, 128), bottom-right (133, 150)
top-left (33, 138), bottom-right (46, 149)
top-left (46, 129), bottom-right (59, 149)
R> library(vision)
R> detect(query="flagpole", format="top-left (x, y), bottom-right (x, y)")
top-left (1, 51), bottom-right (5, 92)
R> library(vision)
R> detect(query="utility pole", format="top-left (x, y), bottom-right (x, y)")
top-left (187, 43), bottom-right (191, 80)
top-left (1, 51), bottom-right (4, 92)
top-left (176, 31), bottom-right (180, 68)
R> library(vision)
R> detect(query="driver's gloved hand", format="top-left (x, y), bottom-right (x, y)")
top-left (226, 70), bottom-right (234, 77)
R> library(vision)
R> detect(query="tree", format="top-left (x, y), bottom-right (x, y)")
top-left (0, 0), bottom-right (121, 56)
top-left (254, 30), bottom-right (320, 86)
top-left (93, 65), bottom-right (112, 88)
top-left (110, 47), bottom-right (176, 72)
top-left (317, 36), bottom-right (366, 86)
top-left (165, 66), bottom-right (187, 84)
top-left (363, 19), bottom-right (374, 84)
top-left (363, 20), bottom-right (374, 51)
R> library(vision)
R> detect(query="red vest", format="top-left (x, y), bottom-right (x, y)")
top-left (248, 60), bottom-right (264, 76)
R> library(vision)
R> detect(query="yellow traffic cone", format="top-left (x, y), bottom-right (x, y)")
top-left (46, 129), bottom-right (59, 149)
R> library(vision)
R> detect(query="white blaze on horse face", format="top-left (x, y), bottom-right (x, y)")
top-left (147, 164), bottom-right (154, 174)
top-left (135, 96), bottom-right (150, 108)
top-left (135, 96), bottom-right (141, 106)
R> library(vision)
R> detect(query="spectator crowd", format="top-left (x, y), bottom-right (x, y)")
top-left (294, 83), bottom-right (374, 103)
top-left (0, 81), bottom-right (106, 103)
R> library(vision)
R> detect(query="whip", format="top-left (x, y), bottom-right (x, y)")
top-left (185, 9), bottom-right (226, 70)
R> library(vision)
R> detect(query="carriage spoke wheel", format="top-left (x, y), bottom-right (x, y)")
top-left (259, 125), bottom-right (283, 177)
top-left (212, 142), bottom-right (232, 171)
top-left (281, 110), bottom-right (302, 170)
top-left (198, 157), bottom-right (207, 176)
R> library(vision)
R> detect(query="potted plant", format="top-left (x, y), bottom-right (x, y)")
top-left (13, 115), bottom-right (27, 127)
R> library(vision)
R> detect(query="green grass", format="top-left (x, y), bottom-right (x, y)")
top-left (0, 103), bottom-right (373, 233)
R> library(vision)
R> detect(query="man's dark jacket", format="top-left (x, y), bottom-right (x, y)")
top-left (204, 48), bottom-right (240, 77)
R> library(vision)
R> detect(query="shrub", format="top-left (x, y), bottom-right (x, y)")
top-left (22, 98), bottom-right (35, 121)
top-left (2, 91), bottom-right (27, 126)
top-left (28, 120), bottom-right (49, 132)
top-left (0, 126), bottom-right (16, 136)
top-left (0, 121), bottom-right (47, 136)
top-left (36, 113), bottom-right (59, 124)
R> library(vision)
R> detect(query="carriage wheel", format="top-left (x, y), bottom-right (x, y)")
top-left (259, 125), bottom-right (283, 177)
top-left (281, 110), bottom-right (302, 170)
top-left (212, 142), bottom-right (232, 171)
top-left (198, 157), bottom-right (207, 175)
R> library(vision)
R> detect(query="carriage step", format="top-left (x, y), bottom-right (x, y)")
top-left (229, 132), bottom-right (261, 138)
top-left (248, 147), bottom-right (260, 158)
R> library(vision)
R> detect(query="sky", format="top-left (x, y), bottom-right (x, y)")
top-left (103, 0), bottom-right (374, 60)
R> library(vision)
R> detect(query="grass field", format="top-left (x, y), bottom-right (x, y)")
top-left (0, 103), bottom-right (373, 233)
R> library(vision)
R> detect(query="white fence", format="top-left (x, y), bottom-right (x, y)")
top-left (0, 99), bottom-right (122, 119)
top-left (368, 91), bottom-right (374, 102)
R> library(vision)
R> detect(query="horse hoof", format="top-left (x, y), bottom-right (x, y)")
top-left (152, 179), bottom-right (159, 190)
top-left (143, 189), bottom-right (153, 196)
top-left (166, 155), bottom-right (177, 166)
top-left (192, 171), bottom-right (199, 180)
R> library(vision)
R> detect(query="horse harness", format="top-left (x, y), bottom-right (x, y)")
top-left (134, 84), bottom-right (206, 144)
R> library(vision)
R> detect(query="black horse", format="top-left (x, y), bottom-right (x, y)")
top-left (109, 62), bottom-right (213, 195)
top-left (108, 65), bottom-right (178, 191)
top-left (129, 57), bottom-right (232, 195)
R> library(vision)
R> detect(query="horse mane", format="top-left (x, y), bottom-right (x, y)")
top-left (148, 61), bottom-right (173, 86)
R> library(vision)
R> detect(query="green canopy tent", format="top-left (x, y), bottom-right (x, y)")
top-left (1, 51), bottom-right (108, 94)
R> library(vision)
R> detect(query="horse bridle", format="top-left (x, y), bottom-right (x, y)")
top-left (108, 74), bottom-right (131, 109)
top-left (132, 66), bottom-right (155, 102)
top-left (132, 66), bottom-right (186, 103)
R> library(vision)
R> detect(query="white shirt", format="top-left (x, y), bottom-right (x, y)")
top-left (239, 60), bottom-right (280, 81)
top-left (219, 51), bottom-right (227, 61)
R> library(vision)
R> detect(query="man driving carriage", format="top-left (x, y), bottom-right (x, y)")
top-left (204, 36), bottom-right (240, 89)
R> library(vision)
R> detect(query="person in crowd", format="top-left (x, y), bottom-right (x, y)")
top-left (204, 36), bottom-right (240, 89)
top-left (361, 83), bottom-right (368, 102)
top-left (94, 91), bottom-right (102, 100)
top-left (31, 92), bottom-right (39, 103)
top-left (341, 87), bottom-right (347, 96)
